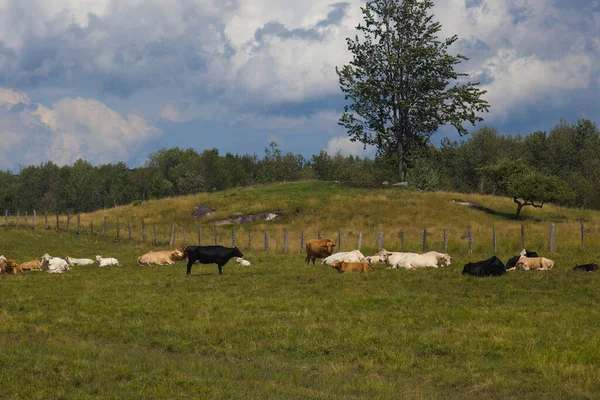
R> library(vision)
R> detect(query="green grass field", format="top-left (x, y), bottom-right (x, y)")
top-left (2, 182), bottom-right (600, 399)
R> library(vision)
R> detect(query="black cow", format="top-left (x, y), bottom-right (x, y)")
top-left (462, 256), bottom-right (506, 277)
top-left (573, 263), bottom-right (599, 272)
top-left (184, 245), bottom-right (243, 275)
top-left (506, 250), bottom-right (539, 270)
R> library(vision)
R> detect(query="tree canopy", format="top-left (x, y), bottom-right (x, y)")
top-left (336, 0), bottom-right (489, 181)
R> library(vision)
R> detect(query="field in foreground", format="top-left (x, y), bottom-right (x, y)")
top-left (1, 228), bottom-right (600, 399)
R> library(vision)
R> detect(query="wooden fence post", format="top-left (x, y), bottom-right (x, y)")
top-left (127, 220), bottom-right (132, 240)
top-left (182, 227), bottom-right (187, 246)
top-left (170, 224), bottom-right (175, 246)
top-left (378, 230), bottom-right (384, 251)
top-left (213, 225), bottom-right (217, 245)
top-left (4, 209), bottom-right (7, 226)
top-left (33, 210), bottom-right (37, 230)
top-left (67, 214), bottom-right (71, 233)
top-left (90, 221), bottom-right (94, 235)
top-left (520, 224), bottom-right (525, 249)
top-left (468, 229), bottom-right (473, 253)
top-left (248, 229), bottom-right (252, 250)
top-left (357, 231), bottom-right (363, 250)
top-left (77, 214), bottom-right (80, 234)
top-left (25, 211), bottom-right (28, 228)
top-left (55, 211), bottom-right (59, 231)
top-left (284, 230), bottom-right (288, 253)
top-left (198, 226), bottom-right (202, 245)
top-left (318, 231), bottom-right (322, 240)
top-left (45, 211), bottom-right (48, 230)
top-left (550, 224), bottom-right (555, 252)
top-left (443, 229), bottom-right (448, 254)
top-left (492, 225), bottom-right (497, 253)
top-left (338, 230), bottom-right (342, 251)
top-left (232, 227), bottom-right (236, 247)
top-left (141, 219), bottom-right (146, 243)
top-left (103, 216), bottom-right (107, 236)
top-left (116, 217), bottom-right (120, 239)
top-left (580, 218), bottom-right (584, 247)
top-left (422, 229), bottom-right (427, 252)
top-left (16, 210), bottom-right (19, 229)
top-left (264, 230), bottom-right (269, 252)
top-left (153, 224), bottom-right (158, 246)
top-left (399, 229), bottom-right (405, 252)
top-left (300, 231), bottom-right (304, 252)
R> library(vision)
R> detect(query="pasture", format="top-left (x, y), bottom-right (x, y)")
top-left (2, 183), bottom-right (600, 398)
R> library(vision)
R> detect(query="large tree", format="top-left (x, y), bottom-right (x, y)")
top-left (336, 0), bottom-right (489, 181)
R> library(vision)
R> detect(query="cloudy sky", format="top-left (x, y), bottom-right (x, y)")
top-left (0, 0), bottom-right (598, 170)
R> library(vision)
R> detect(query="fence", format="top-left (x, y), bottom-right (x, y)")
top-left (2, 210), bottom-right (594, 256)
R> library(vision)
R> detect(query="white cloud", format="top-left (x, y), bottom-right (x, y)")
top-left (326, 136), bottom-right (376, 157)
top-left (159, 104), bottom-right (182, 122)
top-left (0, 88), bottom-right (31, 105)
top-left (0, 88), bottom-right (161, 169)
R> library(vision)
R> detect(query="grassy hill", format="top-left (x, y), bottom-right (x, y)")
top-left (2, 183), bottom-right (600, 398)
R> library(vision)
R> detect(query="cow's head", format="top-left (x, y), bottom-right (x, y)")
top-left (462, 263), bottom-right (473, 275)
top-left (233, 247), bottom-right (244, 258)
top-left (95, 255), bottom-right (102, 262)
top-left (439, 253), bottom-right (452, 267)
top-left (332, 260), bottom-right (343, 271)
top-left (515, 260), bottom-right (528, 270)
top-left (325, 242), bottom-right (336, 255)
top-left (171, 249), bottom-right (185, 261)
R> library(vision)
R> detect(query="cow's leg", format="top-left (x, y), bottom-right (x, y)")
top-left (186, 260), bottom-right (193, 275)
top-left (217, 263), bottom-right (223, 275)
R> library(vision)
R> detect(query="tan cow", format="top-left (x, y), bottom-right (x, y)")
top-left (4, 259), bottom-right (23, 274)
top-left (331, 260), bottom-right (373, 273)
top-left (137, 248), bottom-right (186, 266)
top-left (305, 239), bottom-right (336, 265)
top-left (512, 256), bottom-right (554, 271)
top-left (20, 260), bottom-right (42, 271)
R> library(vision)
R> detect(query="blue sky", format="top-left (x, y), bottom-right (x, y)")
top-left (0, 0), bottom-right (599, 170)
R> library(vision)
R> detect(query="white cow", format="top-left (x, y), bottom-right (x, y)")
top-left (40, 253), bottom-right (70, 274)
top-left (376, 249), bottom-right (419, 269)
top-left (95, 255), bottom-right (120, 267)
top-left (65, 256), bottom-right (95, 266)
top-left (322, 250), bottom-right (367, 266)
top-left (0, 255), bottom-right (6, 263)
top-left (394, 251), bottom-right (452, 269)
top-left (235, 257), bottom-right (251, 266)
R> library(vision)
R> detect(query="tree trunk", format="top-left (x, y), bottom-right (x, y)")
top-left (397, 141), bottom-right (407, 182)
top-left (515, 201), bottom-right (524, 219)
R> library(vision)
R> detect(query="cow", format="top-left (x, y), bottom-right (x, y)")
top-left (0, 255), bottom-right (6, 263)
top-left (305, 239), bottom-right (335, 265)
top-left (511, 256), bottom-right (554, 271)
top-left (20, 260), bottom-right (42, 271)
top-left (65, 256), bottom-right (95, 266)
top-left (375, 249), bottom-right (418, 269)
top-left (379, 250), bottom-right (452, 269)
top-left (95, 255), bottom-right (120, 267)
top-left (331, 260), bottom-right (373, 273)
top-left (40, 254), bottom-right (69, 274)
top-left (184, 245), bottom-right (243, 275)
top-left (4, 259), bottom-right (23, 274)
top-left (573, 263), bottom-right (599, 272)
top-left (137, 249), bottom-right (185, 266)
top-left (366, 254), bottom-right (386, 266)
top-left (462, 256), bottom-right (506, 277)
top-left (322, 250), bottom-right (367, 266)
top-left (235, 257), bottom-right (251, 266)
top-left (506, 249), bottom-right (538, 270)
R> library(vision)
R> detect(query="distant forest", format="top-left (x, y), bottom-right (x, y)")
top-left (1, 118), bottom-right (599, 214)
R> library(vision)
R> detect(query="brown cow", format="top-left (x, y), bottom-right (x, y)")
top-left (331, 260), bottom-right (373, 273)
top-left (20, 260), bottom-right (42, 271)
top-left (137, 248), bottom-right (186, 266)
top-left (4, 259), bottom-right (23, 274)
top-left (305, 239), bottom-right (335, 265)
top-left (512, 256), bottom-right (554, 271)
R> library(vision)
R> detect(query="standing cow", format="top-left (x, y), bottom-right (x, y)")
top-left (305, 239), bottom-right (335, 265)
top-left (184, 245), bottom-right (243, 275)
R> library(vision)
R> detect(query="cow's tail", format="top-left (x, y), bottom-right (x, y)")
top-left (137, 256), bottom-right (143, 266)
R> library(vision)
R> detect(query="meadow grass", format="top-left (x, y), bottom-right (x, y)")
top-left (2, 183), bottom-right (600, 398)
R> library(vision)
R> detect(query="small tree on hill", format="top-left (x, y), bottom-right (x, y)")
top-left (336, 0), bottom-right (489, 182)
top-left (478, 159), bottom-right (574, 218)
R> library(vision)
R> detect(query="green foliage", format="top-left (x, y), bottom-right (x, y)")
top-left (336, 0), bottom-right (489, 180)
top-left (407, 158), bottom-right (440, 191)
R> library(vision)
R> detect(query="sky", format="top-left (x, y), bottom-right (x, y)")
top-left (0, 0), bottom-right (599, 170)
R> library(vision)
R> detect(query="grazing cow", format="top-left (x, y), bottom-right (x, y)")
top-left (184, 245), bottom-right (243, 275)
top-left (137, 249), bottom-right (185, 266)
top-left (305, 239), bottom-right (336, 265)
top-left (4, 259), bottom-right (23, 274)
top-left (331, 260), bottom-right (373, 273)
top-left (40, 254), bottom-right (69, 274)
top-left (65, 256), bottom-right (95, 266)
top-left (506, 250), bottom-right (538, 270)
top-left (95, 255), bottom-right (120, 267)
top-left (235, 257), bottom-right (251, 266)
top-left (20, 260), bottom-right (42, 271)
top-left (462, 256), bottom-right (506, 277)
top-left (573, 263), bottom-right (599, 272)
top-left (511, 256), bottom-right (554, 271)
top-left (322, 250), bottom-right (367, 266)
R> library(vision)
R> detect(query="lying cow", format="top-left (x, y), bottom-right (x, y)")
top-left (380, 250), bottom-right (452, 269)
top-left (331, 260), bottom-right (373, 273)
top-left (41, 254), bottom-right (69, 274)
top-left (506, 249), bottom-right (538, 270)
top-left (462, 256), bottom-right (506, 277)
top-left (322, 250), bottom-right (367, 266)
top-left (305, 239), bottom-right (335, 265)
top-left (235, 257), bottom-right (251, 266)
top-left (137, 249), bottom-right (185, 266)
top-left (511, 256), bottom-right (554, 271)
top-left (573, 263), bottom-right (599, 272)
top-left (184, 245), bottom-right (243, 275)
top-left (95, 255), bottom-right (120, 267)
top-left (20, 260), bottom-right (42, 271)
top-left (5, 259), bottom-right (23, 274)
top-left (65, 256), bottom-right (95, 266)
